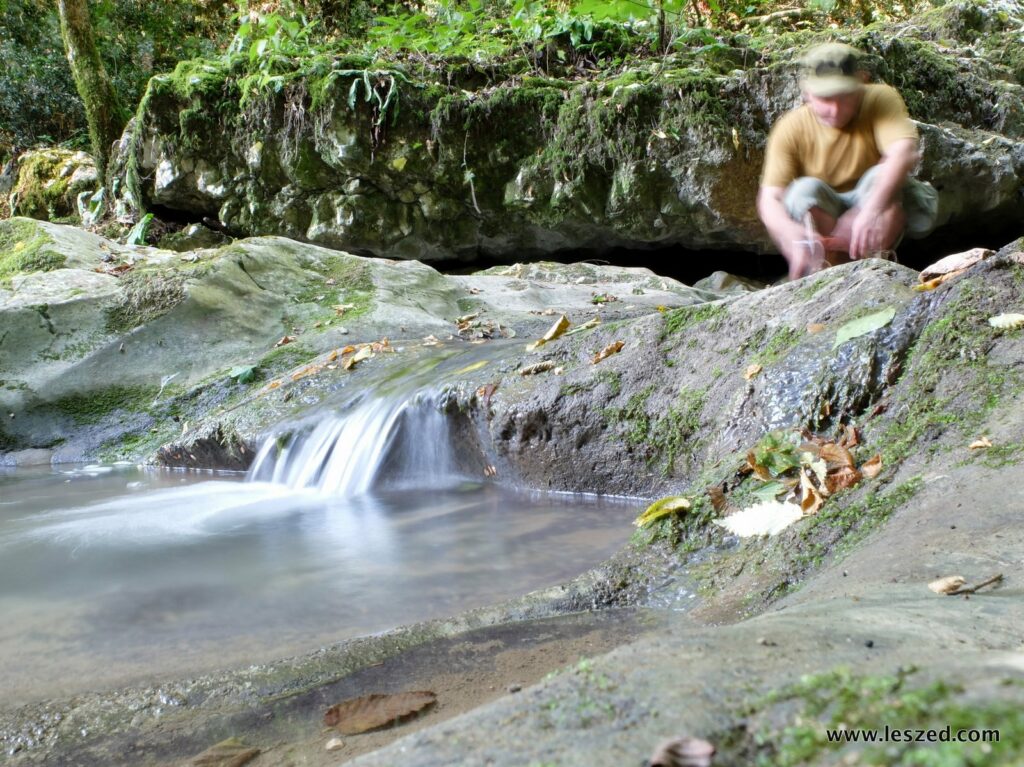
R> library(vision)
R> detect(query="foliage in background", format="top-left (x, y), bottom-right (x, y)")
top-left (2, 0), bottom-right (931, 161)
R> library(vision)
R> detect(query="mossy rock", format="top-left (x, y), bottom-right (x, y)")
top-left (9, 148), bottom-right (98, 223)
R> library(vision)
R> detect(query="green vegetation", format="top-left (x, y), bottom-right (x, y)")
top-left (881, 280), bottom-right (1023, 466)
top-left (751, 667), bottom-right (1024, 766)
top-left (51, 385), bottom-right (157, 425)
top-left (295, 253), bottom-right (375, 320)
top-left (606, 384), bottom-right (706, 476)
top-left (0, 218), bottom-right (64, 284)
top-left (560, 370), bottom-right (621, 398)
top-left (661, 302), bottom-right (727, 338)
top-left (752, 325), bottom-right (802, 366)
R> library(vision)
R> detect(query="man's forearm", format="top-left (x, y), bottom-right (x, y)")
top-left (757, 187), bottom-right (806, 259)
top-left (863, 138), bottom-right (919, 211)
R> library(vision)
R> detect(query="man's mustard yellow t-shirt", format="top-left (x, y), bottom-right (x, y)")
top-left (760, 84), bottom-right (918, 192)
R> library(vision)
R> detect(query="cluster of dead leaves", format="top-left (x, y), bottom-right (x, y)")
top-left (260, 338), bottom-right (393, 394)
top-left (710, 427), bottom-right (882, 518)
top-left (455, 311), bottom-right (515, 341)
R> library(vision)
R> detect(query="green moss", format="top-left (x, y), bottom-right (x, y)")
top-left (295, 254), bottom-right (375, 320)
top-left (0, 219), bottom-right (65, 284)
top-left (105, 269), bottom-right (189, 333)
top-left (607, 385), bottom-right (707, 477)
top-left (258, 342), bottom-right (317, 375)
top-left (661, 302), bottom-right (727, 338)
top-left (9, 151), bottom-right (74, 220)
top-left (751, 667), bottom-right (1024, 766)
top-left (51, 386), bottom-right (157, 425)
top-left (880, 281), bottom-right (1022, 466)
top-left (797, 270), bottom-right (842, 300)
top-left (752, 326), bottom-right (802, 366)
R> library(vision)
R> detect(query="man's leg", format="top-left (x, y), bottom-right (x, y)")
top-left (829, 166), bottom-right (907, 259)
top-left (782, 177), bottom-right (846, 277)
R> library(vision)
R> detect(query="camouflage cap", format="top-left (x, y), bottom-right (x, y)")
top-left (800, 43), bottom-right (864, 97)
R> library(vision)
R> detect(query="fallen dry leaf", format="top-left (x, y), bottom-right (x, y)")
top-left (191, 737), bottom-right (259, 767)
top-left (861, 454), bottom-right (883, 478)
top-left (648, 735), bottom-right (716, 767)
top-left (455, 311), bottom-right (480, 325)
top-left (913, 269), bottom-right (968, 292)
top-left (476, 382), bottom-right (498, 409)
top-left (806, 322), bottom-right (826, 334)
top-left (273, 335), bottom-right (296, 348)
top-left (422, 335), bottom-right (442, 346)
top-left (820, 443), bottom-right (855, 468)
top-left (327, 349), bottom-right (338, 362)
top-left (527, 314), bottom-right (571, 351)
top-left (343, 346), bottom-right (373, 371)
top-left (839, 423), bottom-right (860, 447)
top-left (291, 364), bottom-right (322, 382)
top-left (707, 484), bottom-right (728, 513)
top-left (920, 248), bottom-right (993, 281)
top-left (988, 313), bottom-right (1024, 330)
top-left (928, 575), bottom-right (966, 595)
top-left (340, 345), bottom-right (356, 355)
top-left (323, 691), bottom-right (437, 735)
top-left (332, 303), bottom-right (356, 316)
top-left (825, 465), bottom-right (863, 494)
top-left (969, 436), bottom-right (993, 450)
top-left (592, 340), bottom-right (624, 364)
top-left (519, 360), bottom-right (556, 376)
top-left (564, 317), bottom-right (601, 336)
top-left (799, 470), bottom-right (825, 515)
top-left (743, 364), bottom-right (763, 380)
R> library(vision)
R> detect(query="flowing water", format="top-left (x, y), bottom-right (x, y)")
top-left (0, 345), bottom-right (636, 705)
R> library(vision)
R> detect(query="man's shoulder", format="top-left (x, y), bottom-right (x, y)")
top-left (862, 83), bottom-right (907, 110)
top-left (772, 104), bottom-right (814, 136)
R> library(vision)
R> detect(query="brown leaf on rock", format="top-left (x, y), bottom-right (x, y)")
top-left (519, 360), bottom-right (556, 376)
top-left (928, 575), bottom-right (966, 595)
top-left (592, 340), bottom-right (624, 364)
top-left (323, 691), bottom-right (437, 735)
top-left (746, 450), bottom-right (773, 481)
top-left (527, 314), bottom-right (571, 351)
top-left (969, 436), bottom-right (993, 450)
top-left (861, 454), bottom-right (883, 479)
top-left (920, 248), bottom-right (993, 281)
top-left (333, 303), bottom-right (356, 316)
top-left (806, 323), bottom-right (826, 334)
top-left (820, 443), bottom-right (855, 468)
top-left (273, 335), bottom-right (296, 348)
top-left (743, 364), bottom-right (762, 380)
top-left (191, 737), bottom-right (260, 767)
top-left (648, 735), bottom-right (716, 767)
top-left (825, 465), bottom-right (862, 494)
top-left (839, 424), bottom-right (859, 447)
top-left (343, 346), bottom-right (373, 371)
top-left (799, 470), bottom-right (825, 515)
top-left (707, 484), bottom-right (728, 513)
top-left (477, 383), bottom-right (498, 409)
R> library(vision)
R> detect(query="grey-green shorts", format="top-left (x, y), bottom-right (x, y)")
top-left (783, 165), bottom-right (939, 239)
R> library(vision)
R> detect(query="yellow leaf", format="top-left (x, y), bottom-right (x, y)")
top-left (969, 436), bottom-right (993, 450)
top-left (343, 346), bottom-right (373, 370)
top-left (928, 575), bottom-right (966, 595)
top-left (13, 241), bottom-right (25, 252)
top-left (564, 317), bottom-right (600, 336)
top-left (592, 340), bottom-right (624, 364)
top-left (743, 364), bottom-right (762, 380)
top-left (526, 314), bottom-right (571, 351)
top-left (391, 156), bottom-right (407, 171)
top-left (635, 496), bottom-right (691, 528)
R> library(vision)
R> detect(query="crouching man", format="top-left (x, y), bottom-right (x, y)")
top-left (757, 43), bottom-right (938, 280)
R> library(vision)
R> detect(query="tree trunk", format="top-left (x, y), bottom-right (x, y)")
top-left (56, 0), bottom-right (127, 179)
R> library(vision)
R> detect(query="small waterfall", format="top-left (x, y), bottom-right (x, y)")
top-left (247, 389), bottom-right (468, 496)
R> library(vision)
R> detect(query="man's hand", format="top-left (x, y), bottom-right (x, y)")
top-left (849, 202), bottom-right (904, 259)
top-left (787, 237), bottom-right (826, 280)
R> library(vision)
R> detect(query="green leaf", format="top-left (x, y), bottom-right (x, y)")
top-left (751, 481), bottom-right (787, 502)
top-left (229, 365), bottom-right (258, 384)
top-left (833, 307), bottom-right (896, 349)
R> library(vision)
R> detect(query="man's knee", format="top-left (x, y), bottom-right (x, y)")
top-left (783, 177), bottom-right (843, 222)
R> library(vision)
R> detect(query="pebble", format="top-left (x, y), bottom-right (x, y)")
top-left (507, 683), bottom-right (522, 693)
top-left (326, 737), bottom-right (345, 751)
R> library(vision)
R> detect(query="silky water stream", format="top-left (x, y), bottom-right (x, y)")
top-left (0, 344), bottom-right (635, 704)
